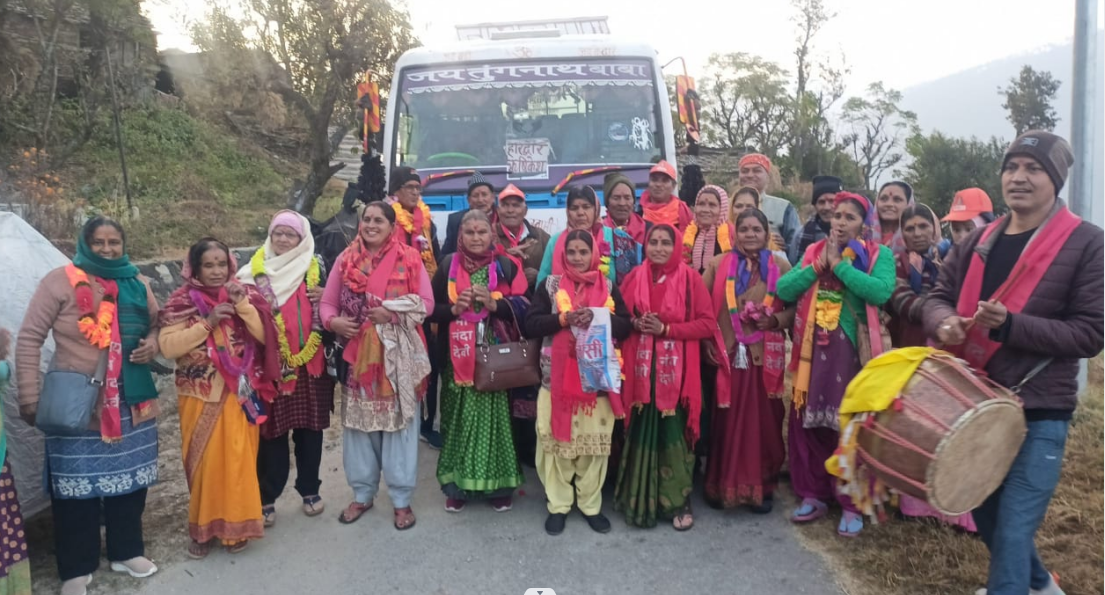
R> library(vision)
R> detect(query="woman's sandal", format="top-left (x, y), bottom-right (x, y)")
top-left (673, 505), bottom-right (694, 532)
top-left (225, 540), bottom-right (249, 554)
top-left (394, 507), bottom-right (416, 531)
top-left (338, 501), bottom-right (372, 524)
top-left (302, 495), bottom-right (325, 517)
top-left (262, 504), bottom-right (276, 528)
top-left (837, 511), bottom-right (864, 538)
top-left (792, 498), bottom-right (829, 523)
top-left (186, 540), bottom-right (211, 560)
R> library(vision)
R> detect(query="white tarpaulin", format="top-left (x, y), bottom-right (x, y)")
top-left (0, 212), bottom-right (70, 517)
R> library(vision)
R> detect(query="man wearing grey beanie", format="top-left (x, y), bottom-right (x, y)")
top-left (442, 172), bottom-right (496, 257)
top-left (925, 130), bottom-right (1103, 595)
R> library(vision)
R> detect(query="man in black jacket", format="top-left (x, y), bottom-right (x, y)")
top-left (442, 172), bottom-right (496, 257)
top-left (924, 131), bottom-right (1103, 595)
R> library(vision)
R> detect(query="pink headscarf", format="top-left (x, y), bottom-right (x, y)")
top-left (268, 209), bottom-right (305, 238)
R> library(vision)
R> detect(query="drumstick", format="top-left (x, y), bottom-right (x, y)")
top-left (968, 298), bottom-right (1002, 329)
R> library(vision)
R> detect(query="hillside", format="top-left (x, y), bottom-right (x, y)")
top-left (900, 35), bottom-right (1104, 225)
top-left (4, 104), bottom-right (307, 259)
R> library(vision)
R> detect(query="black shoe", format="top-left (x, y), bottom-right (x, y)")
top-left (582, 512), bottom-right (612, 534)
top-left (420, 430), bottom-right (443, 450)
top-left (748, 495), bottom-right (774, 515)
top-left (545, 513), bottom-right (567, 536)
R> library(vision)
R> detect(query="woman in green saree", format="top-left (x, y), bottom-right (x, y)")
top-left (613, 224), bottom-right (725, 530)
top-left (430, 210), bottom-right (529, 513)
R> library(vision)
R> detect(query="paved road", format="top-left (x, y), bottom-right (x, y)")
top-left (137, 443), bottom-right (842, 595)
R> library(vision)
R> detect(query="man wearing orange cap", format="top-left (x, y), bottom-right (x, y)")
top-left (737, 153), bottom-right (801, 263)
top-left (493, 184), bottom-right (551, 290)
top-left (638, 160), bottom-right (694, 231)
top-left (491, 182), bottom-right (550, 469)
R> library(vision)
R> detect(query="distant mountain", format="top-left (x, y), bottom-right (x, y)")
top-left (900, 34), bottom-right (1104, 226)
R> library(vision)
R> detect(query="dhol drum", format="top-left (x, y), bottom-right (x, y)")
top-left (854, 351), bottom-right (1027, 516)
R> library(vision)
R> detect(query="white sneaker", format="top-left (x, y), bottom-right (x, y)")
top-left (973, 577), bottom-right (1065, 595)
top-left (1033, 576), bottom-right (1065, 595)
top-left (60, 575), bottom-right (92, 595)
top-left (110, 556), bottom-right (158, 578)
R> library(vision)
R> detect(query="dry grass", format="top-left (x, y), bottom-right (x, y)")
top-left (793, 356), bottom-right (1104, 595)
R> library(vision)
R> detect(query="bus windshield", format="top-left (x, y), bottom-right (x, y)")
top-left (394, 58), bottom-right (662, 177)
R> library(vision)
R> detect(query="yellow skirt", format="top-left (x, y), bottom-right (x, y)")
top-left (179, 392), bottom-right (264, 545)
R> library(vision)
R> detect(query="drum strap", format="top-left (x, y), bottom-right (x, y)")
top-left (1011, 358), bottom-right (1053, 394)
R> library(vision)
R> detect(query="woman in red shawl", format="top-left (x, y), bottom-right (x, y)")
top-left (702, 208), bottom-right (795, 514)
top-left (159, 238), bottom-right (281, 558)
top-left (429, 210), bottom-right (529, 513)
top-left (524, 230), bottom-right (632, 536)
top-left (613, 224), bottom-right (723, 530)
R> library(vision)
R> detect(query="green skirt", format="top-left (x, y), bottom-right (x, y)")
top-left (437, 368), bottom-right (524, 500)
top-left (613, 397), bottom-right (695, 528)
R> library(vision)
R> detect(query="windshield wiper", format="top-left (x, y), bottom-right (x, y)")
top-left (551, 164), bottom-right (653, 195)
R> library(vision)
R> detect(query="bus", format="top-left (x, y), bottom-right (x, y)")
top-left (382, 17), bottom-right (677, 235)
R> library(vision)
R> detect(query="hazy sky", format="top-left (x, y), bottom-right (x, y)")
top-left (147, 0), bottom-right (1101, 93)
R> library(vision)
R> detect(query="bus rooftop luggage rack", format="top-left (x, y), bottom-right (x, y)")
top-left (455, 17), bottom-right (610, 41)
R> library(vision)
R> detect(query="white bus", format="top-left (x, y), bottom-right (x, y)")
top-left (382, 17), bottom-right (677, 235)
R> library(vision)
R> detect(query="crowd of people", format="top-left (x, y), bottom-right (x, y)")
top-left (0, 129), bottom-right (1101, 595)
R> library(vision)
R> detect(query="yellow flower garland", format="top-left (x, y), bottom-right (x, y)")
top-left (556, 288), bottom-right (615, 314)
top-left (598, 255), bottom-right (611, 278)
top-left (251, 249), bottom-right (323, 370)
top-left (683, 221), bottom-right (731, 265)
top-left (392, 201), bottom-right (437, 275)
top-left (682, 221), bottom-right (698, 264)
top-left (717, 223), bottom-right (732, 252)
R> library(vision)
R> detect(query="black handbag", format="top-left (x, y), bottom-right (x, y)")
top-left (324, 331), bottom-right (349, 384)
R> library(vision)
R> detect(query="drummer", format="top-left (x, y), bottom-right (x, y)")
top-left (925, 131), bottom-right (1104, 595)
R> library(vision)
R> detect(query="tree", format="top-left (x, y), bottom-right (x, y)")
top-left (699, 52), bottom-right (792, 159)
top-left (902, 132), bottom-right (1006, 216)
top-left (999, 65), bottom-right (1061, 135)
top-left (193, 0), bottom-right (417, 215)
top-left (839, 81), bottom-right (918, 190)
top-left (788, 0), bottom-right (846, 177)
top-left (0, 0), bottom-right (155, 167)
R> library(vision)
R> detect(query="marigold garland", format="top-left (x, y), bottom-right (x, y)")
top-left (814, 289), bottom-right (843, 331)
top-left (251, 250), bottom-right (323, 370)
top-left (65, 264), bottom-right (116, 349)
top-left (598, 256), bottom-right (612, 278)
top-left (392, 201), bottom-right (437, 275)
top-left (682, 221), bottom-right (698, 264)
top-left (682, 221), bottom-right (732, 265)
top-left (556, 289), bottom-right (616, 315)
